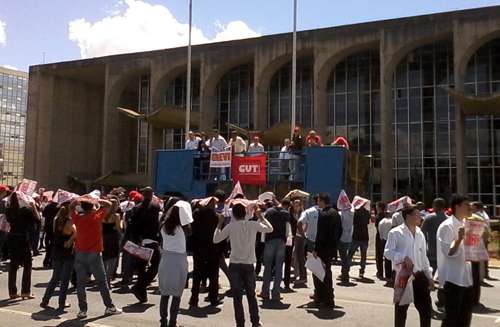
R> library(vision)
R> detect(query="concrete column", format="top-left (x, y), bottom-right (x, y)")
top-left (380, 32), bottom-right (395, 202)
top-left (199, 57), bottom-right (217, 132)
top-left (313, 52), bottom-right (328, 137)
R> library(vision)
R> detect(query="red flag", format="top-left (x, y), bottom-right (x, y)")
top-left (231, 154), bottom-right (267, 186)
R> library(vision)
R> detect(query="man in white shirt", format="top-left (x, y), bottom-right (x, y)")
top-left (385, 205), bottom-right (433, 327)
top-left (213, 203), bottom-right (272, 327)
top-left (392, 209), bottom-right (405, 227)
top-left (209, 129), bottom-right (229, 180)
top-left (437, 194), bottom-right (474, 327)
top-left (297, 195), bottom-right (320, 253)
top-left (229, 130), bottom-right (247, 155)
top-left (185, 131), bottom-right (201, 150)
top-left (279, 138), bottom-right (292, 180)
top-left (378, 215), bottom-right (393, 283)
top-left (247, 136), bottom-right (264, 154)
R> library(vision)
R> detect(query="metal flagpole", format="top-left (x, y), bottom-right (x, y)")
top-left (291, 0), bottom-right (297, 138)
top-left (185, 0), bottom-right (193, 139)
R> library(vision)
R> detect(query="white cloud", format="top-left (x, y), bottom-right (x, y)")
top-left (0, 19), bottom-right (6, 46)
top-left (1, 65), bottom-right (18, 71)
top-left (68, 0), bottom-right (261, 59)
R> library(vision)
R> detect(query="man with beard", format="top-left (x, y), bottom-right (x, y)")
top-left (129, 187), bottom-right (161, 303)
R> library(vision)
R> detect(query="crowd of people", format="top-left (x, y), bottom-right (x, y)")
top-left (0, 180), bottom-right (494, 327)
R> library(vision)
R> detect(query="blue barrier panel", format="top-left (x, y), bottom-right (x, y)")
top-left (304, 146), bottom-right (346, 202)
top-left (155, 150), bottom-right (194, 195)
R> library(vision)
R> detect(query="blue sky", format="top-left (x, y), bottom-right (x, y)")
top-left (1, 0), bottom-right (500, 71)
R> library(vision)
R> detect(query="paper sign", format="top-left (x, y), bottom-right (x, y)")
top-left (464, 218), bottom-right (489, 262)
top-left (337, 190), bottom-right (352, 211)
top-left (17, 179), bottom-right (38, 196)
top-left (352, 196), bottom-right (371, 211)
top-left (388, 196), bottom-right (412, 213)
top-left (53, 189), bottom-right (78, 205)
top-left (123, 240), bottom-right (154, 262)
top-left (42, 191), bottom-right (54, 202)
top-left (210, 150), bottom-right (232, 168)
top-left (305, 253), bottom-right (325, 282)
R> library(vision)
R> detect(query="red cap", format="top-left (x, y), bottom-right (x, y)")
top-left (0, 185), bottom-right (7, 193)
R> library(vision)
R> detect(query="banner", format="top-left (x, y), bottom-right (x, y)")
top-left (123, 240), bottom-right (154, 263)
top-left (210, 150), bottom-right (232, 168)
top-left (337, 189), bottom-right (352, 211)
top-left (17, 179), bottom-right (37, 196)
top-left (231, 154), bottom-right (267, 186)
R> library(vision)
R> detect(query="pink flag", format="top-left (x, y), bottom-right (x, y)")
top-left (337, 190), bottom-right (352, 211)
top-left (352, 196), bottom-right (371, 211)
top-left (388, 196), bottom-right (412, 213)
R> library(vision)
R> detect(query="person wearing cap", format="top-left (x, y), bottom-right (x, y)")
top-left (70, 195), bottom-right (122, 319)
top-left (247, 136), bottom-right (264, 154)
top-left (214, 203), bottom-right (273, 327)
top-left (384, 205), bottom-right (433, 327)
top-left (312, 193), bottom-right (342, 308)
top-left (129, 187), bottom-right (161, 303)
top-left (259, 196), bottom-right (291, 301)
top-left (229, 130), bottom-right (247, 155)
top-left (185, 130), bottom-right (201, 150)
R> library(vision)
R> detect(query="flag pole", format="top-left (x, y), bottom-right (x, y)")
top-left (185, 0), bottom-right (193, 139)
top-left (291, 0), bottom-right (297, 138)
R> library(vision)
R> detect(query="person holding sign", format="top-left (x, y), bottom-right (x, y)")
top-left (384, 205), bottom-right (433, 327)
top-left (436, 194), bottom-right (474, 327)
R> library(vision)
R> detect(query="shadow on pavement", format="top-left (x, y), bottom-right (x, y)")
top-left (122, 302), bottom-right (155, 313)
top-left (298, 302), bottom-right (345, 320)
top-left (0, 298), bottom-right (21, 308)
top-left (31, 308), bottom-right (63, 321)
top-left (473, 303), bottom-right (500, 314)
top-left (260, 300), bottom-right (291, 310)
top-left (352, 277), bottom-right (375, 284)
top-left (179, 305), bottom-right (222, 318)
top-left (53, 315), bottom-right (107, 327)
top-left (336, 281), bottom-right (357, 287)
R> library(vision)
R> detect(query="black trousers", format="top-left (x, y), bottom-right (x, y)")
top-left (283, 245), bottom-right (293, 288)
top-left (471, 262), bottom-right (481, 305)
top-left (43, 235), bottom-right (53, 267)
top-left (375, 233), bottom-right (384, 277)
top-left (190, 252), bottom-right (219, 304)
top-left (381, 239), bottom-right (393, 279)
top-left (442, 282), bottom-right (473, 327)
top-left (313, 253), bottom-right (334, 306)
top-left (133, 243), bottom-right (160, 296)
top-left (395, 272), bottom-right (431, 327)
top-left (255, 241), bottom-right (265, 276)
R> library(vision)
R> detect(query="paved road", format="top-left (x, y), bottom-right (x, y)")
top-left (0, 254), bottom-right (499, 327)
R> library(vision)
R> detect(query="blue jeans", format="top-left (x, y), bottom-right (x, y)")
top-left (229, 263), bottom-right (260, 327)
top-left (348, 240), bottom-right (368, 275)
top-left (75, 251), bottom-right (114, 311)
top-left (43, 257), bottom-right (74, 307)
top-left (261, 238), bottom-right (286, 299)
top-left (338, 241), bottom-right (351, 278)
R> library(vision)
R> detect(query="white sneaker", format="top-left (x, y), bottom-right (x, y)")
top-left (104, 306), bottom-right (122, 315)
top-left (77, 311), bottom-right (87, 319)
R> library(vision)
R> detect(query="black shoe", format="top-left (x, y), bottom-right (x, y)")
top-left (40, 300), bottom-right (49, 308)
top-left (131, 286), bottom-right (147, 303)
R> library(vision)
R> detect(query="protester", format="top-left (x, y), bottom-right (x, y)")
top-left (209, 129), bottom-right (228, 152)
top-left (280, 138), bottom-right (292, 180)
top-left (185, 131), bottom-right (201, 150)
top-left (42, 199), bottom-right (59, 268)
top-left (158, 200), bottom-right (192, 327)
top-left (129, 187), bottom-right (161, 303)
top-left (40, 204), bottom-right (75, 311)
top-left (338, 207), bottom-right (354, 283)
top-left (421, 198), bottom-right (447, 276)
top-left (197, 132), bottom-right (211, 153)
top-left (471, 201), bottom-right (491, 280)
top-left (259, 197), bottom-right (291, 300)
top-left (6, 192), bottom-right (40, 299)
top-left (282, 199), bottom-right (296, 290)
top-left (348, 206), bottom-right (371, 279)
top-left (248, 136), bottom-right (265, 154)
top-left (213, 202), bottom-right (273, 327)
top-left (306, 130), bottom-right (322, 147)
top-left (229, 130), bottom-right (247, 155)
top-left (0, 185), bottom-right (10, 268)
top-left (375, 201), bottom-right (387, 280)
top-left (378, 212), bottom-right (394, 284)
top-left (312, 193), bottom-right (342, 308)
top-left (437, 194), bottom-right (474, 327)
top-left (297, 195), bottom-right (320, 253)
top-left (291, 199), bottom-right (307, 287)
top-left (331, 135), bottom-right (350, 149)
top-left (70, 196), bottom-right (121, 319)
top-left (102, 199), bottom-right (122, 287)
top-left (189, 196), bottom-right (222, 307)
top-left (384, 205), bottom-right (433, 327)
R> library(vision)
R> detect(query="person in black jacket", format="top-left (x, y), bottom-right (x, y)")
top-left (189, 197), bottom-right (222, 307)
top-left (42, 201), bottom-right (59, 268)
top-left (313, 193), bottom-right (342, 308)
top-left (129, 187), bottom-right (161, 303)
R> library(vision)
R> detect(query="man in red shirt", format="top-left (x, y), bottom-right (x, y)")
top-left (70, 196), bottom-right (122, 319)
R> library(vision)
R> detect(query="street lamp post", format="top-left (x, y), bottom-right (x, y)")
top-left (185, 0), bottom-right (193, 140)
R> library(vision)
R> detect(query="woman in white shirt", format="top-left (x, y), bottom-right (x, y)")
top-left (158, 199), bottom-right (192, 327)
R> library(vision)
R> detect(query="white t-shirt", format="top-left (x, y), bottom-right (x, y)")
top-left (339, 209), bottom-right (354, 243)
top-left (185, 137), bottom-right (201, 150)
top-left (378, 218), bottom-right (393, 241)
top-left (161, 226), bottom-right (186, 254)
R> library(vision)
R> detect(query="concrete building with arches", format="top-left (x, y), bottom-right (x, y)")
top-left (24, 6), bottom-right (500, 211)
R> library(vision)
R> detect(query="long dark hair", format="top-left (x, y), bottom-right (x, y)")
top-left (54, 206), bottom-right (71, 234)
top-left (163, 206), bottom-right (181, 236)
top-left (8, 192), bottom-right (19, 211)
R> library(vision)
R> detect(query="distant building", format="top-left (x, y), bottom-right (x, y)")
top-left (0, 66), bottom-right (28, 186)
top-left (24, 6), bottom-right (500, 212)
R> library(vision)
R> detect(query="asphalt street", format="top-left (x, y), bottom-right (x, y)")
top-left (0, 253), bottom-right (499, 327)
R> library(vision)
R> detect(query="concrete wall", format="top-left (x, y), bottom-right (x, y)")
top-left (25, 6), bottom-right (500, 194)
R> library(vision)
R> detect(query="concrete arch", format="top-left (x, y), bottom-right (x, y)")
top-left (457, 30), bottom-right (500, 80)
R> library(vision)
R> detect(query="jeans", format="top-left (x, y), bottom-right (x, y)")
top-left (8, 253), bottom-right (32, 296)
top-left (471, 262), bottom-right (481, 305)
top-left (338, 241), bottom-right (351, 278)
top-left (254, 241), bottom-right (265, 276)
top-left (395, 272), bottom-right (431, 327)
top-left (348, 240), bottom-right (368, 275)
top-left (160, 295), bottom-right (181, 327)
top-left (75, 251), bottom-right (114, 312)
top-left (229, 263), bottom-right (260, 327)
top-left (261, 239), bottom-right (286, 299)
top-left (190, 251), bottom-right (219, 305)
top-left (442, 282), bottom-right (473, 327)
top-left (43, 257), bottom-right (74, 307)
top-left (103, 257), bottom-right (119, 285)
top-left (292, 236), bottom-right (307, 283)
